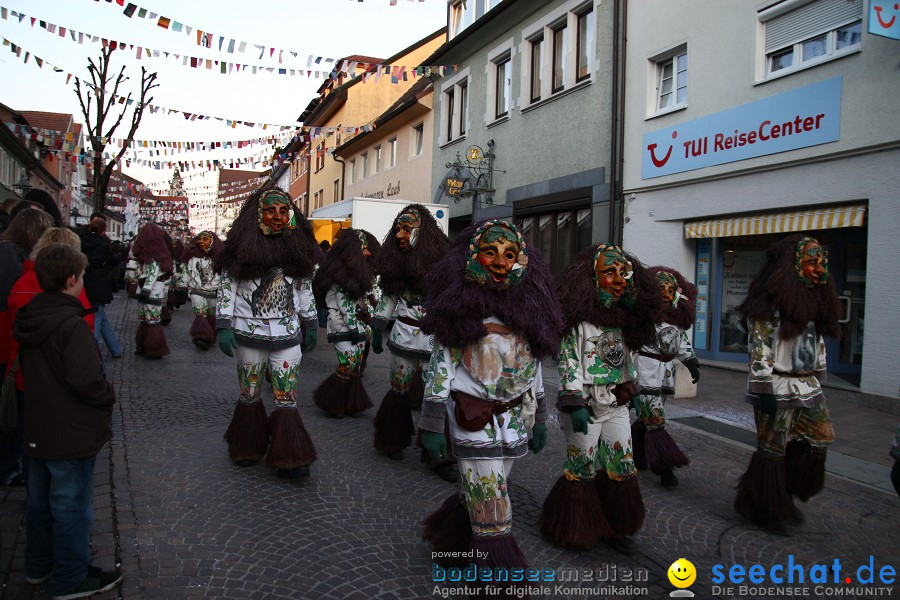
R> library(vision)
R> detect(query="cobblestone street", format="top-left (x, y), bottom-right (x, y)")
top-left (2, 293), bottom-right (898, 600)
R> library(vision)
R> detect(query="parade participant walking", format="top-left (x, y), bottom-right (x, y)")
top-left (539, 244), bottom-right (661, 555)
top-left (130, 223), bottom-right (173, 358)
top-left (418, 219), bottom-right (562, 591)
top-left (631, 266), bottom-right (700, 487)
top-left (370, 205), bottom-right (452, 479)
top-left (80, 215), bottom-right (122, 359)
top-left (312, 228), bottom-right (380, 418)
top-left (734, 234), bottom-right (842, 536)
top-left (214, 189), bottom-right (320, 479)
top-left (14, 243), bottom-right (121, 599)
top-left (184, 230), bottom-right (223, 350)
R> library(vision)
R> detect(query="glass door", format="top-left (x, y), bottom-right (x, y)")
top-left (823, 227), bottom-right (866, 383)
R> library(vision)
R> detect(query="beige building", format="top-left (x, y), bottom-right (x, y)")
top-left (332, 78), bottom-right (434, 205)
top-left (300, 29), bottom-right (445, 212)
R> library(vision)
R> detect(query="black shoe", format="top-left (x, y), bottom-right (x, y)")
top-left (133, 350), bottom-right (145, 355)
top-left (754, 519), bottom-right (791, 537)
top-left (660, 468), bottom-right (679, 487)
top-left (25, 571), bottom-right (50, 585)
top-left (605, 536), bottom-right (637, 555)
top-left (193, 339), bottom-right (210, 350)
top-left (277, 466), bottom-right (310, 479)
top-left (387, 450), bottom-right (404, 461)
top-left (789, 509), bottom-right (805, 526)
top-left (434, 463), bottom-right (458, 482)
top-left (52, 568), bottom-right (122, 600)
top-left (234, 459), bottom-right (256, 467)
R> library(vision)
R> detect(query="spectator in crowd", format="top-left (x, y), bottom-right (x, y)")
top-left (14, 242), bottom-right (121, 599)
top-left (80, 215), bottom-right (123, 359)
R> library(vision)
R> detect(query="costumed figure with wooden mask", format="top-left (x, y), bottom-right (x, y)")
top-left (734, 235), bottom-right (841, 536)
top-left (184, 230), bottom-right (223, 350)
top-left (419, 219), bottom-right (562, 595)
top-left (214, 189), bottom-right (320, 479)
top-left (539, 244), bottom-right (661, 555)
top-left (131, 222), bottom-right (173, 358)
top-left (631, 266), bottom-right (700, 487)
top-left (370, 205), bottom-right (455, 481)
top-left (312, 228), bottom-right (380, 418)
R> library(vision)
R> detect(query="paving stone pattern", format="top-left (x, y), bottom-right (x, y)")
top-left (1, 293), bottom-right (897, 600)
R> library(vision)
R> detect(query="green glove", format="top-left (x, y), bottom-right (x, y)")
top-left (302, 327), bottom-right (318, 352)
top-left (569, 407), bottom-right (594, 435)
top-left (686, 361), bottom-right (701, 384)
top-left (759, 393), bottom-right (778, 418)
top-left (371, 328), bottom-right (383, 354)
top-left (217, 329), bottom-right (237, 357)
top-left (421, 431), bottom-right (448, 463)
top-left (529, 423), bottom-right (548, 454)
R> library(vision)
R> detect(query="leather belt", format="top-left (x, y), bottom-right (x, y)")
top-left (397, 315), bottom-right (421, 327)
top-left (773, 370), bottom-right (815, 378)
top-left (452, 390), bottom-right (523, 414)
top-left (639, 350), bottom-right (676, 362)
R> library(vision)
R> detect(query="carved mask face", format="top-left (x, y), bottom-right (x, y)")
top-left (656, 271), bottom-right (681, 307)
top-left (257, 190), bottom-right (296, 236)
top-left (795, 238), bottom-right (828, 287)
top-left (395, 210), bottom-right (421, 251)
top-left (593, 245), bottom-right (633, 306)
top-left (465, 220), bottom-right (528, 288)
top-left (476, 227), bottom-right (520, 284)
top-left (196, 232), bottom-right (213, 252)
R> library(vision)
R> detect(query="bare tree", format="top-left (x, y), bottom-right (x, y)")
top-left (76, 45), bottom-right (158, 212)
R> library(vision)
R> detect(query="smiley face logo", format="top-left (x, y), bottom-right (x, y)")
top-left (874, 1), bottom-right (899, 28)
top-left (668, 558), bottom-right (697, 589)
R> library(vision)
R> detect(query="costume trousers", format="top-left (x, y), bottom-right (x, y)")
top-left (634, 393), bottom-right (668, 430)
top-left (334, 339), bottom-right (367, 377)
top-left (755, 400), bottom-right (834, 456)
top-left (26, 456), bottom-right (96, 595)
top-left (136, 301), bottom-right (162, 325)
top-left (189, 294), bottom-right (215, 318)
top-left (390, 353), bottom-right (425, 391)
top-left (236, 344), bottom-right (303, 407)
top-left (560, 405), bottom-right (636, 482)
top-left (457, 457), bottom-right (515, 537)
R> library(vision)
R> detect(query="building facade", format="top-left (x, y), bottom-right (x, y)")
top-left (333, 78), bottom-right (435, 210)
top-left (621, 0), bottom-right (900, 398)
top-left (427, 0), bottom-right (621, 270)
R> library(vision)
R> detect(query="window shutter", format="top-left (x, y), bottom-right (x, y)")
top-left (764, 0), bottom-right (862, 53)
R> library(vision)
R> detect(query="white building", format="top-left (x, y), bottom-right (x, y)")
top-left (621, 0), bottom-right (900, 399)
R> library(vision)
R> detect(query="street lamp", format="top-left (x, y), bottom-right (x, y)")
top-left (444, 139), bottom-right (501, 223)
top-left (12, 174), bottom-right (32, 195)
top-left (70, 206), bottom-right (81, 228)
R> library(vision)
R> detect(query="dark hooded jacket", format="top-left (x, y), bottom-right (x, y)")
top-left (80, 230), bottom-right (120, 305)
top-left (14, 291), bottom-right (115, 459)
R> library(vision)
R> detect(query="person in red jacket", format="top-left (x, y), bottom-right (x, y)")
top-left (14, 243), bottom-right (121, 599)
top-left (4, 228), bottom-right (94, 487)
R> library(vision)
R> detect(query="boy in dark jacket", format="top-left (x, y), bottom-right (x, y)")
top-left (13, 243), bottom-right (122, 599)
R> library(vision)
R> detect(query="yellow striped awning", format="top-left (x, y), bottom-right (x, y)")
top-left (684, 204), bottom-right (866, 239)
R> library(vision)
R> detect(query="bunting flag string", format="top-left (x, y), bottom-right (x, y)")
top-left (99, 0), bottom-right (446, 74)
top-left (1, 34), bottom-right (300, 129)
top-left (1, 5), bottom-right (457, 82)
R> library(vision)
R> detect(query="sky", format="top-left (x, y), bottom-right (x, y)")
top-left (0, 0), bottom-right (448, 190)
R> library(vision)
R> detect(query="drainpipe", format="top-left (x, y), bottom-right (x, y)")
top-left (608, 0), bottom-right (627, 245)
top-left (332, 153), bottom-right (346, 205)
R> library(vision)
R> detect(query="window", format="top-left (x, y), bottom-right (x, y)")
top-left (495, 56), bottom-right (511, 119)
top-left (530, 36), bottom-right (544, 102)
top-left (349, 158), bottom-right (356, 184)
top-left (459, 83), bottom-right (468, 137)
top-left (656, 51), bottom-right (687, 111)
top-left (759, 0), bottom-right (862, 79)
top-left (315, 142), bottom-right (325, 172)
top-left (576, 8), bottom-right (594, 82)
top-left (317, 189), bottom-right (324, 208)
top-left (412, 123), bottom-right (424, 157)
top-left (361, 152), bottom-right (368, 178)
top-left (388, 137), bottom-right (397, 168)
top-left (333, 179), bottom-right (341, 202)
top-left (374, 145), bottom-right (382, 173)
top-left (450, 0), bottom-right (478, 38)
top-left (552, 24), bottom-right (568, 93)
top-left (313, 189), bottom-right (321, 209)
top-left (445, 89), bottom-right (455, 141)
top-left (440, 70), bottom-right (469, 145)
